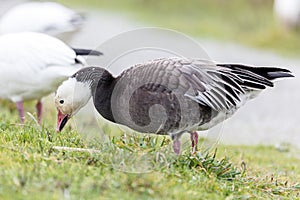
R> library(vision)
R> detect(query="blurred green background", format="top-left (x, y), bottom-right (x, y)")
top-left (57, 0), bottom-right (300, 57)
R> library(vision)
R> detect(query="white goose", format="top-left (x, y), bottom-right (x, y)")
top-left (0, 2), bottom-right (83, 40)
top-left (0, 32), bottom-right (102, 123)
top-left (274, 0), bottom-right (300, 29)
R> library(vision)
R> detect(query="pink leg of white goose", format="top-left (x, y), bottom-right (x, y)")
top-left (16, 101), bottom-right (25, 123)
top-left (36, 100), bottom-right (42, 124)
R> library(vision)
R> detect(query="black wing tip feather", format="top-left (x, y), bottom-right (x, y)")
top-left (267, 71), bottom-right (294, 79)
top-left (251, 66), bottom-right (295, 80)
top-left (72, 48), bottom-right (103, 56)
top-left (217, 63), bottom-right (294, 80)
top-left (218, 63), bottom-right (291, 72)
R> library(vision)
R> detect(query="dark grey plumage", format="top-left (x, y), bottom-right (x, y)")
top-left (69, 58), bottom-right (293, 153)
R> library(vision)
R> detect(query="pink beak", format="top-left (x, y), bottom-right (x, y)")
top-left (56, 110), bottom-right (69, 132)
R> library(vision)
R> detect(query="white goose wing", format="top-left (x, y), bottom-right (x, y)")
top-left (0, 2), bottom-right (83, 36)
top-left (0, 32), bottom-right (81, 102)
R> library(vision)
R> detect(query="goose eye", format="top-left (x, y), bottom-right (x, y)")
top-left (59, 100), bottom-right (64, 104)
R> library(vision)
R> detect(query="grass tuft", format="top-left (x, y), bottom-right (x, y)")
top-left (173, 149), bottom-right (241, 180)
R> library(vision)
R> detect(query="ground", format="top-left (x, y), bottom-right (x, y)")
top-left (0, 102), bottom-right (299, 199)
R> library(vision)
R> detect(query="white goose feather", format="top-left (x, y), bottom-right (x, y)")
top-left (0, 32), bottom-right (82, 103)
top-left (0, 2), bottom-right (83, 36)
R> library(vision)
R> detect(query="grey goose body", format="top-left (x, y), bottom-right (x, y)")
top-left (55, 58), bottom-right (293, 154)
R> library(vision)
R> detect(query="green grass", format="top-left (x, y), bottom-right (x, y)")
top-left (0, 100), bottom-right (300, 199)
top-left (56, 0), bottom-right (300, 57)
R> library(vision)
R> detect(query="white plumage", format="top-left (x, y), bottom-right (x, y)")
top-left (274, 0), bottom-right (300, 29)
top-left (0, 2), bottom-right (83, 39)
top-left (0, 32), bottom-right (96, 123)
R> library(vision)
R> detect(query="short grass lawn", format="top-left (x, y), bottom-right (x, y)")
top-left (0, 101), bottom-right (299, 199)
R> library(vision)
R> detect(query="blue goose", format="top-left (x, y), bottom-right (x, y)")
top-left (55, 58), bottom-right (293, 154)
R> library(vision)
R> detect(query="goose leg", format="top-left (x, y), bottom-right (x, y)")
top-left (190, 131), bottom-right (199, 153)
top-left (16, 101), bottom-right (25, 123)
top-left (171, 132), bottom-right (184, 155)
top-left (172, 139), bottom-right (181, 155)
top-left (36, 100), bottom-right (42, 124)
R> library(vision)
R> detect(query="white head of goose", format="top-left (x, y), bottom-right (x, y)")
top-left (55, 58), bottom-right (294, 154)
